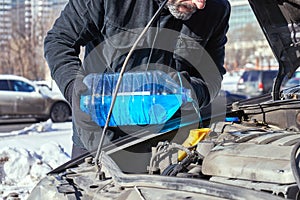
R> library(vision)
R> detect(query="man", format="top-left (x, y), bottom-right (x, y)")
top-left (44, 0), bottom-right (231, 158)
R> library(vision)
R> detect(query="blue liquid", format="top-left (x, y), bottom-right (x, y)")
top-left (225, 117), bottom-right (240, 122)
top-left (80, 94), bottom-right (183, 127)
top-left (80, 70), bottom-right (193, 127)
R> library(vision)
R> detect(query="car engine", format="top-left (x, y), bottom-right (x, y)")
top-left (27, 90), bottom-right (300, 199)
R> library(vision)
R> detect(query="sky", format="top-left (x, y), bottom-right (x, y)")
top-left (0, 120), bottom-right (73, 200)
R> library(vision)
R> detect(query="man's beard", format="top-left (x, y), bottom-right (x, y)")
top-left (166, 0), bottom-right (197, 20)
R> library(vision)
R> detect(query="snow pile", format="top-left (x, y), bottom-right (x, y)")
top-left (0, 120), bottom-right (72, 200)
top-left (0, 119), bottom-right (53, 138)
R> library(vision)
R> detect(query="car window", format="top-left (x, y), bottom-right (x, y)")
top-left (262, 71), bottom-right (277, 81)
top-left (248, 71), bottom-right (259, 81)
top-left (0, 80), bottom-right (10, 91)
top-left (239, 71), bottom-right (250, 83)
top-left (10, 80), bottom-right (35, 92)
top-left (241, 71), bottom-right (249, 80)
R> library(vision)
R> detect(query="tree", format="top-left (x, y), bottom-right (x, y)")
top-left (226, 22), bottom-right (266, 70)
top-left (5, 16), bottom-right (53, 80)
top-left (0, 5), bottom-right (62, 81)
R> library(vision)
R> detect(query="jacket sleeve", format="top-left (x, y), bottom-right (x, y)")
top-left (44, 0), bottom-right (103, 100)
top-left (205, 0), bottom-right (230, 76)
top-left (191, 1), bottom-right (231, 108)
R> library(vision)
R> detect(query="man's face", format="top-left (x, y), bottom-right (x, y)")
top-left (167, 0), bottom-right (206, 20)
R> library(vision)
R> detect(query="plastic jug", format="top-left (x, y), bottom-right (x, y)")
top-left (80, 70), bottom-right (193, 127)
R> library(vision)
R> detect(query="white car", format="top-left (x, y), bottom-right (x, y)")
top-left (0, 74), bottom-right (71, 122)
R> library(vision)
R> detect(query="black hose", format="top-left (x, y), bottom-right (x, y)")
top-left (291, 140), bottom-right (300, 191)
top-left (161, 164), bottom-right (178, 176)
top-left (272, 64), bottom-right (286, 100)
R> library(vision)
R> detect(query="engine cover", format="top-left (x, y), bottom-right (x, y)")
top-left (202, 127), bottom-right (300, 184)
top-left (202, 142), bottom-right (297, 184)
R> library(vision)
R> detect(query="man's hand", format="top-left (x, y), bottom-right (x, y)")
top-left (71, 77), bottom-right (97, 130)
top-left (65, 77), bottom-right (113, 151)
top-left (169, 71), bottom-right (191, 86)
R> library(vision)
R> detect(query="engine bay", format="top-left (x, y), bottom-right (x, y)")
top-left (27, 93), bottom-right (300, 199)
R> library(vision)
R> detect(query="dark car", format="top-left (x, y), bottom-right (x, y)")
top-left (0, 75), bottom-right (71, 122)
top-left (236, 69), bottom-right (278, 97)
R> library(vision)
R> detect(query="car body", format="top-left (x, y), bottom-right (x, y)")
top-left (221, 71), bottom-right (243, 93)
top-left (236, 69), bottom-right (278, 97)
top-left (0, 74), bottom-right (71, 122)
top-left (28, 0), bottom-right (300, 199)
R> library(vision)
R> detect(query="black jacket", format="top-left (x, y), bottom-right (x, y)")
top-left (44, 0), bottom-right (230, 108)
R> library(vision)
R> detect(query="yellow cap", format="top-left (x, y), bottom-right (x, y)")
top-left (178, 128), bottom-right (210, 161)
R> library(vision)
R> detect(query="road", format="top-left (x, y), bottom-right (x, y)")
top-left (0, 118), bottom-right (71, 133)
top-left (0, 119), bottom-right (39, 133)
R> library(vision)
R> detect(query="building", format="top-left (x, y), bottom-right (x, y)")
top-left (229, 0), bottom-right (257, 31)
top-left (0, 0), bottom-right (11, 57)
top-left (226, 0), bottom-right (277, 70)
top-left (0, 0), bottom-right (67, 74)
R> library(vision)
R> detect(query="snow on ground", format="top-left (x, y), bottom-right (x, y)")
top-left (0, 119), bottom-right (72, 200)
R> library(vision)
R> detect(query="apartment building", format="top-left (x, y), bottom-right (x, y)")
top-left (0, 0), bottom-right (67, 69)
top-left (227, 0), bottom-right (276, 69)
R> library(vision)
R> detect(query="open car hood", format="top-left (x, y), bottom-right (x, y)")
top-left (248, 0), bottom-right (300, 99)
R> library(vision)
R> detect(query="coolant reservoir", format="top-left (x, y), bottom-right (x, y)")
top-left (178, 128), bottom-right (210, 161)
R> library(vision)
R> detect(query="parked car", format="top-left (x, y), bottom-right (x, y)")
top-left (221, 71), bottom-right (243, 93)
top-left (236, 69), bottom-right (278, 97)
top-left (0, 75), bottom-right (71, 122)
top-left (34, 80), bottom-right (67, 101)
top-left (34, 80), bottom-right (62, 93)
